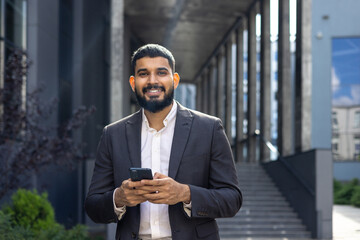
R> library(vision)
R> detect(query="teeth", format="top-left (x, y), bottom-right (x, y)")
top-left (149, 89), bottom-right (160, 93)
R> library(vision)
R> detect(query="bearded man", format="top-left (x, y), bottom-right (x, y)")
top-left (85, 44), bottom-right (242, 240)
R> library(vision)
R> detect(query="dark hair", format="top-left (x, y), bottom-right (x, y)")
top-left (131, 44), bottom-right (175, 75)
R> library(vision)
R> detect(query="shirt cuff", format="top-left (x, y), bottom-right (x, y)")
top-left (183, 201), bottom-right (192, 217)
top-left (113, 188), bottom-right (126, 220)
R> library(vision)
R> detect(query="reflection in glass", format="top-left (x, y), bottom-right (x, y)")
top-left (5, 0), bottom-right (26, 49)
top-left (332, 37), bottom-right (360, 161)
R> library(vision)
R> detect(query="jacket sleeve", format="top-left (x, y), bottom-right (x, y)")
top-left (84, 126), bottom-right (118, 223)
top-left (188, 119), bottom-right (242, 218)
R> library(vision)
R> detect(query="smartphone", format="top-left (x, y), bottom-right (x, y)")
top-left (129, 168), bottom-right (153, 181)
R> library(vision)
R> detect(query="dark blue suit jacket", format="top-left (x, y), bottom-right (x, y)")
top-left (85, 103), bottom-right (242, 240)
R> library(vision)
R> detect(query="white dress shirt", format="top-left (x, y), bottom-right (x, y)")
top-left (138, 102), bottom-right (177, 238)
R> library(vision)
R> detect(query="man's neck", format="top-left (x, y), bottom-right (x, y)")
top-left (144, 102), bottom-right (174, 131)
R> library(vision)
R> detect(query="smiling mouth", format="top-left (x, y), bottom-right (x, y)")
top-left (147, 89), bottom-right (162, 93)
top-left (143, 85), bottom-right (165, 97)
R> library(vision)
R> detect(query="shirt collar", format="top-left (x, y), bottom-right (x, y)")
top-left (142, 100), bottom-right (177, 130)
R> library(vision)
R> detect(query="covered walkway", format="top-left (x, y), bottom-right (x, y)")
top-left (108, 0), bottom-right (331, 239)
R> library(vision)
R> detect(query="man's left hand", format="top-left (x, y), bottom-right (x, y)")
top-left (139, 172), bottom-right (191, 205)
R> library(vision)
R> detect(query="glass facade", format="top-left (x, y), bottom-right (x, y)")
top-left (0, 0), bottom-right (27, 139)
top-left (4, 0), bottom-right (26, 49)
top-left (331, 37), bottom-right (360, 161)
top-left (58, 0), bottom-right (73, 127)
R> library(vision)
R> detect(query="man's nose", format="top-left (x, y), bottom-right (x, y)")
top-left (148, 73), bottom-right (158, 84)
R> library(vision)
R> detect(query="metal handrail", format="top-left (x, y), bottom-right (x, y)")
top-left (253, 130), bottom-right (315, 197)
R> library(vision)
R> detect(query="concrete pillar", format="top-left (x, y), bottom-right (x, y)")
top-left (208, 61), bottom-right (217, 116)
top-left (260, 0), bottom-right (271, 161)
top-left (295, 0), bottom-right (312, 152)
top-left (73, 0), bottom-right (84, 224)
top-left (109, 0), bottom-right (124, 237)
top-left (225, 38), bottom-right (233, 140)
top-left (196, 81), bottom-right (201, 111)
top-left (196, 79), bottom-right (203, 111)
top-left (236, 26), bottom-right (245, 163)
top-left (202, 71), bottom-right (209, 114)
top-left (110, 0), bottom-right (124, 122)
top-left (247, 6), bottom-right (257, 163)
top-left (0, 0), bottom-right (4, 118)
top-left (217, 49), bottom-right (225, 123)
top-left (278, 0), bottom-right (293, 156)
top-left (315, 150), bottom-right (333, 239)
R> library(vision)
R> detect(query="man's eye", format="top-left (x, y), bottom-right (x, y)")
top-left (139, 72), bottom-right (148, 76)
top-left (158, 71), bottom-right (167, 76)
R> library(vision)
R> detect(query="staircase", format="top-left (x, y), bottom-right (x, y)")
top-left (218, 163), bottom-right (312, 239)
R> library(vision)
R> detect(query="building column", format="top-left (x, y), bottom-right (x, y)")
top-left (196, 80), bottom-right (202, 111)
top-left (217, 49), bottom-right (225, 123)
top-left (295, 0), bottom-right (312, 152)
top-left (247, 6), bottom-right (257, 163)
top-left (278, 0), bottom-right (293, 156)
top-left (208, 61), bottom-right (217, 116)
top-left (225, 38), bottom-right (233, 140)
top-left (236, 26), bottom-right (245, 163)
top-left (73, 0), bottom-right (85, 224)
top-left (260, 0), bottom-right (271, 161)
top-left (110, 0), bottom-right (124, 122)
top-left (108, 0), bottom-right (124, 238)
top-left (202, 71), bottom-right (209, 114)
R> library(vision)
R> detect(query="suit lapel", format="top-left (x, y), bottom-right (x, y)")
top-left (125, 110), bottom-right (142, 168)
top-left (168, 103), bottom-right (193, 179)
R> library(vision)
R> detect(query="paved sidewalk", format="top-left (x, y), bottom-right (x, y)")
top-left (333, 205), bottom-right (360, 240)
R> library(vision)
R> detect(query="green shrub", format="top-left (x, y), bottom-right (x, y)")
top-left (2, 189), bottom-right (57, 233)
top-left (333, 179), bottom-right (342, 194)
top-left (0, 189), bottom-right (90, 240)
top-left (350, 186), bottom-right (360, 208)
top-left (334, 178), bottom-right (360, 206)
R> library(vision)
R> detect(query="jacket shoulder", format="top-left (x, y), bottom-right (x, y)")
top-left (179, 104), bottom-right (220, 123)
top-left (104, 110), bottom-right (141, 131)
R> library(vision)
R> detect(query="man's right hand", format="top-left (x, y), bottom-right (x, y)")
top-left (114, 178), bottom-right (151, 207)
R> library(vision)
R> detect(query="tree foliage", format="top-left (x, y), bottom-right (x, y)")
top-left (0, 49), bottom-right (95, 199)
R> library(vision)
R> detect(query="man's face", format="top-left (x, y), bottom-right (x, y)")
top-left (129, 56), bottom-right (180, 113)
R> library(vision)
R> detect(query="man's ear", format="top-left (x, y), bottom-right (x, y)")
top-left (173, 73), bottom-right (180, 90)
top-left (129, 76), bottom-right (135, 92)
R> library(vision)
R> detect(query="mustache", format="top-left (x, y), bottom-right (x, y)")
top-left (142, 84), bottom-right (165, 93)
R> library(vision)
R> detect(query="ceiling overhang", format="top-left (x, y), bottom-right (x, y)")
top-left (125, 0), bottom-right (255, 82)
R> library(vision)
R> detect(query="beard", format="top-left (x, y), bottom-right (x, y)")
top-left (135, 84), bottom-right (174, 113)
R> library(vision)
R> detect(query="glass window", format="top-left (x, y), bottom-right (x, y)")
top-left (1, 0), bottom-right (27, 140)
top-left (354, 135), bottom-right (360, 160)
top-left (332, 143), bottom-right (338, 152)
top-left (5, 0), bottom-right (27, 49)
top-left (354, 111), bottom-right (360, 128)
top-left (332, 37), bottom-right (360, 161)
top-left (332, 112), bottom-right (338, 126)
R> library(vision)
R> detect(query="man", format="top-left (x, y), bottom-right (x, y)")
top-left (85, 44), bottom-right (242, 240)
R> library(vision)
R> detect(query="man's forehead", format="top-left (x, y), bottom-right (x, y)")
top-left (135, 56), bottom-right (171, 70)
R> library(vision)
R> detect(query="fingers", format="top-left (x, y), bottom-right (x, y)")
top-left (117, 179), bottom-right (153, 207)
top-left (117, 175), bottom-right (185, 206)
top-left (124, 179), bottom-right (147, 189)
top-left (153, 172), bottom-right (167, 179)
top-left (141, 177), bottom-right (171, 186)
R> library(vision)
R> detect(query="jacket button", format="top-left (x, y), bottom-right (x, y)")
top-left (131, 232), bottom-right (136, 238)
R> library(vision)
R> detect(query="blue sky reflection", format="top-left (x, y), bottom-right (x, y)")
top-left (332, 38), bottom-right (360, 107)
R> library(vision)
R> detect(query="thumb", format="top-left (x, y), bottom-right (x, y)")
top-left (153, 172), bottom-right (167, 179)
